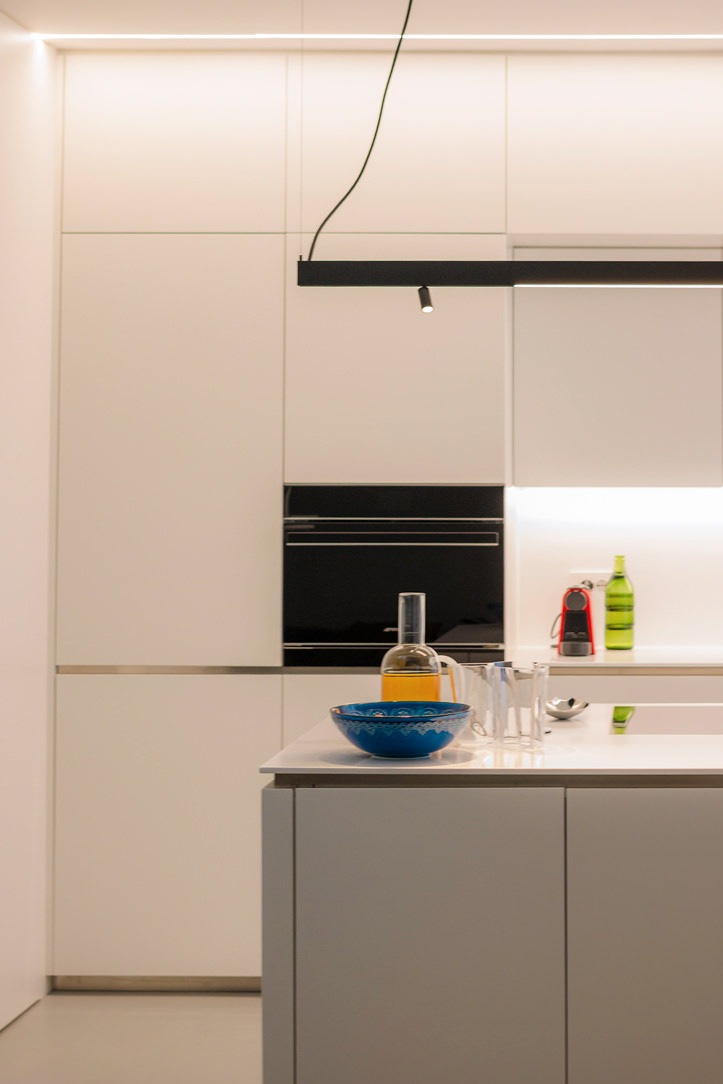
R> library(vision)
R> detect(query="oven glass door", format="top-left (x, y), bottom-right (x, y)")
top-left (283, 519), bottom-right (503, 666)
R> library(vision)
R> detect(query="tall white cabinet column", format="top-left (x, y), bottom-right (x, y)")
top-left (54, 52), bottom-right (287, 979)
top-left (284, 51), bottom-right (508, 484)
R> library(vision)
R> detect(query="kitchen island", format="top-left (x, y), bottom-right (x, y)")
top-left (260, 703), bottom-right (723, 1084)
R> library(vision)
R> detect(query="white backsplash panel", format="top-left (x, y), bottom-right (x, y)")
top-left (509, 487), bottom-right (723, 650)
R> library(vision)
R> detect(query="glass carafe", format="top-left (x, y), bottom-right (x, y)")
top-left (381, 592), bottom-right (442, 701)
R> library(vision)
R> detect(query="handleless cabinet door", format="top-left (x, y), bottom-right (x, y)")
top-left (285, 233), bottom-right (507, 484)
top-left (53, 674), bottom-right (282, 977)
top-left (508, 55), bottom-right (723, 235)
top-left (289, 52), bottom-right (505, 236)
top-left (57, 234), bottom-right (283, 666)
top-left (567, 788), bottom-right (723, 1084)
top-left (63, 53), bottom-right (287, 233)
top-left (294, 787), bottom-right (565, 1084)
top-left (512, 247), bottom-right (723, 486)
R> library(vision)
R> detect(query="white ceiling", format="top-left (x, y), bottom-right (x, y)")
top-left (5, 0), bottom-right (723, 45)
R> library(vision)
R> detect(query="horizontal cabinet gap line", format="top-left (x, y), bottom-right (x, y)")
top-left (56, 665), bottom-right (283, 675)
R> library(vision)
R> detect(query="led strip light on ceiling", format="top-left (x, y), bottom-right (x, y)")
top-left (33, 33), bottom-right (723, 42)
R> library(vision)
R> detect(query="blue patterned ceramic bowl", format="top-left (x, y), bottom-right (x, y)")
top-left (329, 701), bottom-right (471, 759)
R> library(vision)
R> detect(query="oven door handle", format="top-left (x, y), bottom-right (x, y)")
top-left (284, 519), bottom-right (501, 546)
top-left (284, 540), bottom-right (500, 547)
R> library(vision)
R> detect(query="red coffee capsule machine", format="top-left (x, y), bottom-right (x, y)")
top-left (557, 585), bottom-right (595, 656)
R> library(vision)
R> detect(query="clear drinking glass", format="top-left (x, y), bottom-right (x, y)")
top-left (486, 662), bottom-right (549, 750)
top-left (455, 663), bottom-right (497, 746)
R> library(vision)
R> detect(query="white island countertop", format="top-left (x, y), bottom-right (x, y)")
top-left (260, 702), bottom-right (723, 779)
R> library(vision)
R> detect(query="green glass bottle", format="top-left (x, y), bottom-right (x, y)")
top-left (605, 555), bottom-right (634, 650)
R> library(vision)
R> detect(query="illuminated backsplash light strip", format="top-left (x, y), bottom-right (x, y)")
top-left (513, 487), bottom-right (723, 524)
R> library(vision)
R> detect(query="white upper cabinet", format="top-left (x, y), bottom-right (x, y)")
top-left (63, 53), bottom-right (287, 232)
top-left (285, 233), bottom-right (508, 484)
top-left (508, 55), bottom-right (723, 234)
top-left (512, 247), bottom-right (723, 486)
top-left (57, 234), bottom-right (284, 666)
top-left (289, 52), bottom-right (505, 237)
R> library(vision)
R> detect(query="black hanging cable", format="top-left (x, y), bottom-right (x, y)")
top-left (305, 0), bottom-right (415, 262)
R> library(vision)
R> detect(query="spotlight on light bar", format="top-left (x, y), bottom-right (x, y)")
top-left (418, 285), bottom-right (434, 312)
top-left (297, 259), bottom-right (723, 288)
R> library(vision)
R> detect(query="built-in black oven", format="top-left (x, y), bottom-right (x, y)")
top-left (283, 484), bottom-right (504, 667)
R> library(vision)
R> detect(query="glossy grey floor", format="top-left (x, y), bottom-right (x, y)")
top-left (0, 992), bottom-right (262, 1084)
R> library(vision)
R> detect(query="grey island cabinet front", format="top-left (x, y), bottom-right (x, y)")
top-left (261, 707), bottom-right (723, 1084)
top-left (264, 786), bottom-right (565, 1084)
top-left (567, 788), bottom-right (723, 1084)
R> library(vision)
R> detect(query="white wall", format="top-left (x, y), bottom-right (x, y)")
top-left (0, 14), bottom-right (57, 1028)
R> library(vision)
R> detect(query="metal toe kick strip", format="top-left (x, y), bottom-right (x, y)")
top-left (52, 975), bottom-right (261, 993)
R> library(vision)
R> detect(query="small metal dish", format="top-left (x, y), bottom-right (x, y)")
top-left (546, 697), bottom-right (589, 721)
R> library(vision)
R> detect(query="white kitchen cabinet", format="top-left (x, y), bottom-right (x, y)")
top-left (63, 53), bottom-right (287, 233)
top-left (508, 55), bottom-right (723, 234)
top-left (290, 52), bottom-right (505, 237)
top-left (567, 788), bottom-right (723, 1084)
top-left (289, 786), bottom-right (565, 1084)
top-left (285, 233), bottom-right (508, 483)
top-left (282, 672), bottom-right (382, 745)
top-left (53, 673), bottom-right (281, 978)
top-left (512, 247), bottom-right (723, 486)
top-left (56, 234), bottom-right (283, 666)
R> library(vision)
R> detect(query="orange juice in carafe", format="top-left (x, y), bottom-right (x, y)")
top-left (380, 592), bottom-right (442, 702)
top-left (381, 671), bottom-right (441, 702)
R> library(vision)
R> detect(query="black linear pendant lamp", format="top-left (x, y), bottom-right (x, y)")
top-left (299, 259), bottom-right (723, 288)
top-left (299, 0), bottom-right (723, 294)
